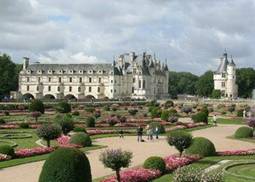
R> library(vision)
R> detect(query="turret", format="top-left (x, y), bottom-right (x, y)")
top-left (23, 57), bottom-right (29, 70)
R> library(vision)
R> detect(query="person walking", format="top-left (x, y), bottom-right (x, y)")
top-left (155, 126), bottom-right (159, 139)
top-left (119, 129), bottom-right (124, 138)
top-left (146, 124), bottom-right (150, 140)
top-left (213, 114), bottom-right (217, 126)
top-left (137, 126), bottom-right (143, 142)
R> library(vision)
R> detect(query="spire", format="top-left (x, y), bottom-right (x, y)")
top-left (164, 58), bottom-right (169, 71)
top-left (229, 55), bottom-right (236, 66)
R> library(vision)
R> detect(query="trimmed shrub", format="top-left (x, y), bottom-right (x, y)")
top-left (54, 114), bottom-right (74, 135)
top-left (0, 119), bottom-right (6, 124)
top-left (149, 122), bottom-right (165, 134)
top-left (4, 111), bottom-right (9, 116)
top-left (234, 126), bottom-right (253, 138)
top-left (143, 156), bottom-right (166, 173)
top-left (70, 133), bottom-right (92, 147)
top-left (185, 137), bottom-right (216, 157)
top-left (39, 148), bottom-right (92, 182)
top-left (200, 107), bottom-right (209, 117)
top-left (19, 123), bottom-right (29, 129)
top-left (167, 130), bottom-right (192, 156)
top-left (73, 127), bottom-right (87, 133)
top-left (150, 107), bottom-right (161, 118)
top-left (56, 101), bottom-right (71, 113)
top-left (31, 111), bottom-right (41, 122)
top-left (228, 104), bottom-right (236, 113)
top-left (36, 124), bottom-right (62, 147)
top-left (29, 99), bottom-right (45, 114)
top-left (86, 117), bottom-right (95, 127)
top-left (192, 112), bottom-right (208, 124)
top-left (0, 145), bottom-right (15, 157)
top-left (237, 109), bottom-right (244, 117)
top-left (72, 111), bottom-right (80, 116)
top-left (128, 109), bottom-right (138, 116)
top-left (164, 100), bottom-right (174, 108)
top-left (160, 110), bottom-right (170, 121)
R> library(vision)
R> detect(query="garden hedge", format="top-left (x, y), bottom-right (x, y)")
top-left (234, 126), bottom-right (253, 138)
top-left (39, 148), bottom-right (92, 182)
top-left (70, 133), bottom-right (92, 147)
top-left (0, 145), bottom-right (15, 157)
top-left (143, 156), bottom-right (166, 173)
top-left (185, 137), bottom-right (216, 157)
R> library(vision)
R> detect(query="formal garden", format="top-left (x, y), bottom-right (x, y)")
top-left (0, 99), bottom-right (255, 182)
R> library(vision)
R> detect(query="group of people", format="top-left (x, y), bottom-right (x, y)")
top-left (136, 125), bottom-right (159, 142)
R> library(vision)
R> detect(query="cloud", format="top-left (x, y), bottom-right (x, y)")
top-left (0, 0), bottom-right (254, 75)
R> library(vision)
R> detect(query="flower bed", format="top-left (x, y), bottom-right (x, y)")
top-left (102, 168), bottom-right (161, 182)
top-left (0, 154), bottom-right (9, 161)
top-left (217, 149), bottom-right (255, 156)
top-left (56, 135), bottom-right (82, 148)
top-left (164, 155), bottom-right (200, 171)
top-left (15, 147), bottom-right (54, 158)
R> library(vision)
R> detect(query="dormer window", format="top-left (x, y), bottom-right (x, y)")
top-left (58, 70), bottom-right (63, 74)
top-left (89, 70), bottom-right (93, 74)
top-left (69, 70), bottom-right (74, 74)
top-left (26, 70), bottom-right (31, 74)
top-left (48, 70), bottom-right (53, 74)
top-left (37, 70), bottom-right (42, 74)
top-left (79, 70), bottom-right (83, 74)
top-left (98, 70), bottom-right (102, 74)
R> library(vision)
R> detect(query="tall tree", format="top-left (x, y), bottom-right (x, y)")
top-left (168, 71), bottom-right (198, 98)
top-left (236, 68), bottom-right (255, 98)
top-left (196, 71), bottom-right (214, 97)
top-left (0, 54), bottom-right (20, 98)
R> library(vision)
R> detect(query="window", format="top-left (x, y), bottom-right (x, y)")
top-left (114, 89), bottom-right (116, 93)
top-left (78, 87), bottom-right (81, 92)
top-left (36, 86), bottom-right (39, 91)
top-left (143, 80), bottom-right (145, 89)
top-left (38, 77), bottom-right (41, 82)
top-left (89, 77), bottom-right (92, 83)
top-left (221, 82), bottom-right (225, 87)
top-left (98, 87), bottom-right (100, 92)
top-left (89, 87), bottom-right (92, 92)
top-left (99, 78), bottom-right (101, 83)
top-left (111, 89), bottom-right (113, 93)
top-left (69, 77), bottom-right (72, 82)
top-left (27, 77), bottom-right (29, 82)
top-left (111, 80), bottom-right (113, 83)
top-left (57, 86), bottom-right (60, 92)
top-left (48, 86), bottom-right (51, 91)
top-left (27, 85), bottom-right (29, 91)
top-left (69, 86), bottom-right (72, 92)
top-left (133, 78), bottom-right (135, 83)
top-left (48, 77), bottom-right (51, 82)
top-left (79, 77), bottom-right (82, 83)
top-left (59, 77), bottom-right (61, 83)
top-left (132, 87), bottom-right (134, 93)
top-left (139, 80), bottom-right (141, 88)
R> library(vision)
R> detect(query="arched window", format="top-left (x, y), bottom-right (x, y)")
top-left (78, 87), bottom-right (81, 92)
top-left (69, 77), bottom-right (72, 82)
top-left (48, 86), bottom-right (51, 91)
top-left (98, 87), bottom-right (100, 92)
top-left (57, 86), bottom-right (60, 92)
top-left (69, 86), bottom-right (72, 92)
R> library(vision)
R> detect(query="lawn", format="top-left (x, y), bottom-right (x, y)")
top-left (208, 117), bottom-right (245, 125)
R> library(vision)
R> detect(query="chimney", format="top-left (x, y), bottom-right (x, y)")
top-left (23, 57), bottom-right (29, 70)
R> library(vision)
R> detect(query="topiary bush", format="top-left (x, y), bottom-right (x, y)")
top-left (29, 99), bottom-right (45, 114)
top-left (0, 119), bottom-right (6, 124)
top-left (54, 114), bottom-right (74, 135)
top-left (39, 148), bottom-right (92, 182)
top-left (237, 109), bottom-right (244, 117)
top-left (164, 100), bottom-right (174, 108)
top-left (160, 110), bottom-right (170, 121)
top-left (143, 156), bottom-right (166, 173)
top-left (86, 117), bottom-right (95, 127)
top-left (149, 122), bottom-right (165, 134)
top-left (167, 130), bottom-right (192, 156)
top-left (192, 112), bottom-right (208, 124)
top-left (36, 124), bottom-right (62, 147)
top-left (72, 111), bottom-right (80, 116)
top-left (185, 137), bottom-right (216, 157)
top-left (56, 101), bottom-right (71, 113)
top-left (73, 127), bottom-right (87, 133)
top-left (0, 145), bottom-right (15, 158)
top-left (19, 123), bottom-right (30, 129)
top-left (150, 107), bottom-right (161, 118)
top-left (70, 133), bottom-right (92, 147)
top-left (234, 126), bottom-right (253, 138)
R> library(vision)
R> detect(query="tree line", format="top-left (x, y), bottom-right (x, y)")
top-left (0, 53), bottom-right (255, 99)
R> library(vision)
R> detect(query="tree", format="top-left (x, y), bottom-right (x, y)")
top-left (168, 71), bottom-right (198, 98)
top-left (56, 101), bottom-right (71, 113)
top-left (54, 114), bottom-right (74, 135)
top-left (0, 54), bottom-right (21, 98)
top-left (236, 68), bottom-right (255, 98)
top-left (196, 71), bottom-right (214, 97)
top-left (36, 124), bottom-right (62, 147)
top-left (29, 99), bottom-right (45, 114)
top-left (211, 89), bottom-right (221, 99)
top-left (100, 149), bottom-right (132, 182)
top-left (31, 111), bottom-right (42, 122)
top-left (167, 130), bottom-right (192, 156)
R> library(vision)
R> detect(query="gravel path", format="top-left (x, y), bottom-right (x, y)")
top-left (0, 124), bottom-right (254, 182)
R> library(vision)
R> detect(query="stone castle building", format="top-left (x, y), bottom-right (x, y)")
top-left (18, 52), bottom-right (169, 100)
top-left (213, 51), bottom-right (238, 99)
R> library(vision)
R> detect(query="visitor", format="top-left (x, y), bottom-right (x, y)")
top-left (149, 128), bottom-right (153, 140)
top-left (154, 126), bottom-right (159, 139)
top-left (137, 126), bottom-right (143, 142)
top-left (119, 129), bottom-right (124, 138)
top-left (213, 114), bottom-right (217, 126)
top-left (146, 124), bottom-right (150, 140)
top-left (243, 110), bottom-right (246, 118)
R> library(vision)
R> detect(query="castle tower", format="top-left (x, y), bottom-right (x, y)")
top-left (226, 56), bottom-right (238, 98)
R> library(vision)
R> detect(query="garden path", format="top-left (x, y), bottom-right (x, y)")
top-left (0, 124), bottom-right (255, 182)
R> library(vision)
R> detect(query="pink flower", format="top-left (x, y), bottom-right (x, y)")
top-left (217, 149), bottom-right (255, 156)
top-left (56, 135), bottom-right (82, 148)
top-left (164, 155), bottom-right (200, 171)
top-left (102, 168), bottom-right (161, 182)
top-left (15, 147), bottom-right (54, 158)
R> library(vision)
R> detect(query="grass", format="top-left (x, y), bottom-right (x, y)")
top-left (0, 145), bottom-right (105, 169)
top-left (208, 117), bottom-right (245, 125)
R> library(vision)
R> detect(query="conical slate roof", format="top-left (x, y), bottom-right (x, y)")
top-left (216, 52), bottom-right (229, 73)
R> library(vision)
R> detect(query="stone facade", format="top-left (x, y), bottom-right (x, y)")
top-left (18, 52), bottom-right (169, 100)
top-left (213, 52), bottom-right (238, 99)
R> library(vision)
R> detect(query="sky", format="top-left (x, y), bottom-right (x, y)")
top-left (0, 0), bottom-right (255, 75)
